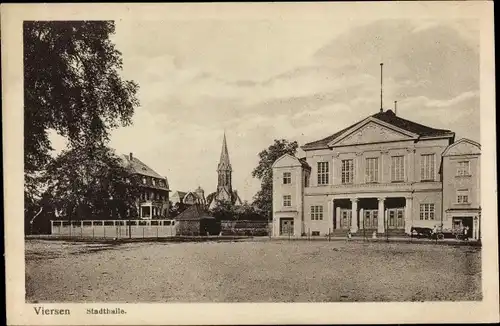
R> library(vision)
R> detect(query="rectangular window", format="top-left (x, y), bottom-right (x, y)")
top-left (317, 162), bottom-right (329, 185)
top-left (419, 203), bottom-right (436, 220)
top-left (365, 158), bottom-right (379, 183)
top-left (341, 159), bottom-right (354, 184)
top-left (142, 177), bottom-right (147, 184)
top-left (283, 195), bottom-right (292, 207)
top-left (391, 156), bottom-right (405, 182)
top-left (283, 172), bottom-right (292, 184)
top-left (457, 190), bottom-right (470, 204)
top-left (310, 206), bottom-right (324, 220)
top-left (456, 161), bottom-right (470, 176)
top-left (421, 154), bottom-right (435, 181)
top-left (152, 179), bottom-right (156, 186)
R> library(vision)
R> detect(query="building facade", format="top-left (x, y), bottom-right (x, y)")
top-left (171, 187), bottom-right (207, 207)
top-left (272, 109), bottom-right (481, 239)
top-left (121, 152), bottom-right (170, 219)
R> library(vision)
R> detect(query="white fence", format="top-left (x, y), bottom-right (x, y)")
top-left (50, 219), bottom-right (177, 238)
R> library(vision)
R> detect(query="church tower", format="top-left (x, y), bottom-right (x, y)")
top-left (216, 132), bottom-right (232, 202)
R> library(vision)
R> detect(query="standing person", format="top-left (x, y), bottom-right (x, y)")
top-left (432, 225), bottom-right (437, 239)
top-left (464, 226), bottom-right (469, 241)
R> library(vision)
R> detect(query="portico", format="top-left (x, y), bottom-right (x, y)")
top-left (330, 195), bottom-right (413, 235)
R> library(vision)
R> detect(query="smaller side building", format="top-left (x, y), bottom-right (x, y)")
top-left (442, 139), bottom-right (481, 239)
top-left (271, 154), bottom-right (311, 237)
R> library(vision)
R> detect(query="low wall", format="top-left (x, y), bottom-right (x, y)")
top-left (51, 220), bottom-right (177, 238)
top-left (220, 220), bottom-right (272, 236)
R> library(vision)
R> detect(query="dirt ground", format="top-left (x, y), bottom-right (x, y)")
top-left (25, 239), bottom-right (481, 302)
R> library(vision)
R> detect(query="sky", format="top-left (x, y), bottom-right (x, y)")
top-left (50, 18), bottom-right (480, 202)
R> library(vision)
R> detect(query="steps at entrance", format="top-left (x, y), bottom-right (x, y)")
top-left (328, 229), bottom-right (349, 237)
top-left (385, 229), bottom-right (408, 237)
top-left (352, 229), bottom-right (407, 238)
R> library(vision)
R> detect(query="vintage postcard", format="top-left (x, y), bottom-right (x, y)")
top-left (2, 2), bottom-right (499, 325)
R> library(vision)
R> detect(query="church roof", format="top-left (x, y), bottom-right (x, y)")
top-left (302, 109), bottom-right (454, 150)
top-left (218, 132), bottom-right (232, 171)
top-left (206, 190), bottom-right (242, 208)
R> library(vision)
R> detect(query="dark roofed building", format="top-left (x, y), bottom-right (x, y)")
top-left (120, 152), bottom-right (170, 219)
top-left (175, 204), bottom-right (219, 235)
top-left (171, 186), bottom-right (207, 207)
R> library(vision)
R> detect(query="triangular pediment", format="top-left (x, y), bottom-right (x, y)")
top-left (443, 138), bottom-right (480, 156)
top-left (329, 118), bottom-right (418, 147)
top-left (272, 154), bottom-right (302, 168)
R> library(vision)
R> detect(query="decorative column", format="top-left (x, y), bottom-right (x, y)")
top-left (335, 206), bottom-right (341, 229)
top-left (328, 199), bottom-right (334, 234)
top-left (405, 196), bottom-right (413, 234)
top-left (350, 198), bottom-right (358, 233)
top-left (378, 197), bottom-right (385, 233)
top-left (359, 208), bottom-right (364, 230)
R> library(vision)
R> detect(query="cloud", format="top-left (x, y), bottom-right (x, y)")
top-left (101, 18), bottom-right (480, 201)
top-left (425, 91), bottom-right (479, 108)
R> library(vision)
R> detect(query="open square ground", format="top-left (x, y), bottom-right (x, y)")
top-left (25, 239), bottom-right (481, 302)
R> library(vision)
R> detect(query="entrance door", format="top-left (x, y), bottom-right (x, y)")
top-left (280, 218), bottom-right (294, 236)
top-left (363, 210), bottom-right (378, 229)
top-left (452, 216), bottom-right (473, 235)
top-left (340, 209), bottom-right (351, 229)
top-left (387, 208), bottom-right (405, 229)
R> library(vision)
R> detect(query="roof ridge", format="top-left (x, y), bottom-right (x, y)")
top-left (302, 109), bottom-right (454, 150)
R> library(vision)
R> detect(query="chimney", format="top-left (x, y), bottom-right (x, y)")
top-left (394, 101), bottom-right (398, 116)
top-left (129, 152), bottom-right (133, 160)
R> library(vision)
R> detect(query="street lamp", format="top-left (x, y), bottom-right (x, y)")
top-left (109, 195), bottom-right (114, 220)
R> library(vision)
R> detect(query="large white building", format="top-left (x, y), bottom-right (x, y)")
top-left (272, 109), bottom-right (481, 239)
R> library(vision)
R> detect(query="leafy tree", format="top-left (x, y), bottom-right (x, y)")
top-left (42, 145), bottom-right (141, 221)
top-left (210, 200), bottom-right (237, 221)
top-left (24, 21), bottom-right (139, 210)
top-left (251, 139), bottom-right (298, 217)
top-left (234, 202), bottom-right (265, 221)
top-left (168, 201), bottom-right (188, 218)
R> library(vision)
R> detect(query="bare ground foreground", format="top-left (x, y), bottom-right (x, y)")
top-left (25, 239), bottom-right (481, 302)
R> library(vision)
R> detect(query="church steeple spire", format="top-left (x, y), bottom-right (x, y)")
top-left (216, 132), bottom-right (232, 201)
top-left (218, 132), bottom-right (232, 172)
